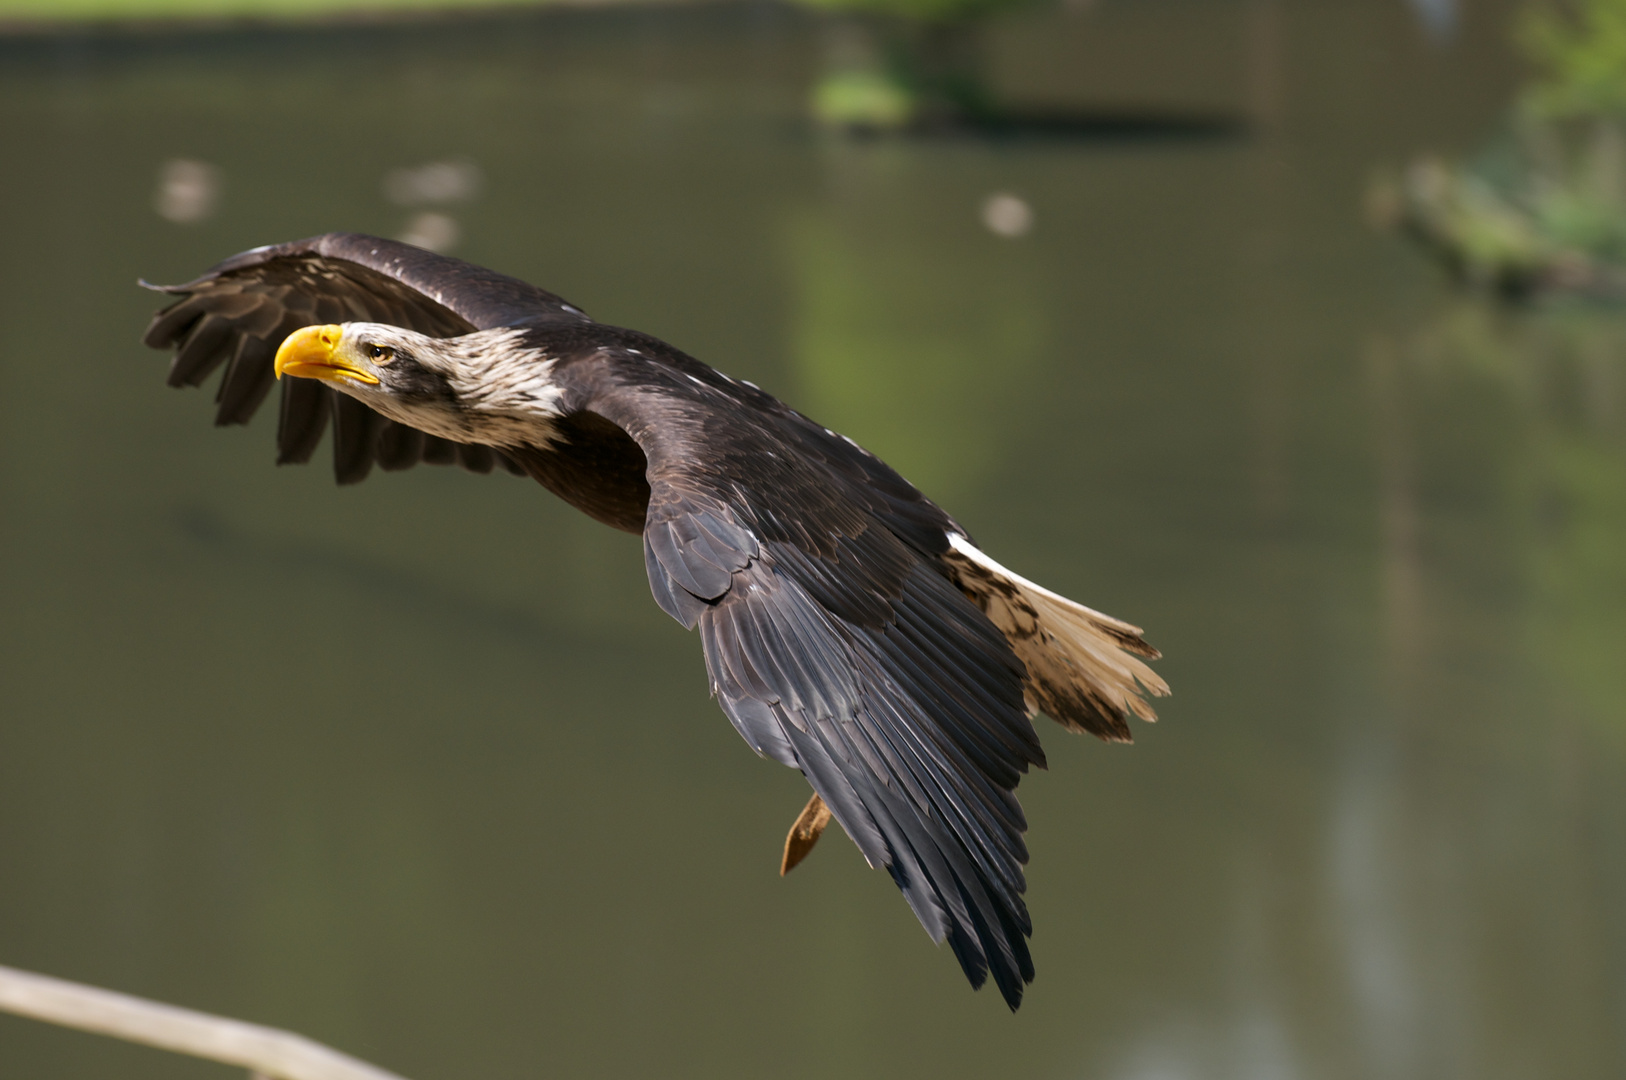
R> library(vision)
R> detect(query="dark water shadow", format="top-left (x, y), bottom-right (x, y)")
top-left (0, 6), bottom-right (1247, 152)
top-left (0, 0), bottom-right (802, 64)
top-left (168, 504), bottom-right (625, 653)
top-left (824, 108), bottom-right (1250, 147)
top-left (968, 108), bottom-right (1248, 143)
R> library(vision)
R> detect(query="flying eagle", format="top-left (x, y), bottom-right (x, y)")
top-left (142, 233), bottom-right (1168, 1010)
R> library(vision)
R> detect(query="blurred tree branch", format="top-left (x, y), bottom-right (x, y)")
top-left (0, 963), bottom-right (412, 1080)
top-left (1373, 0), bottom-right (1626, 298)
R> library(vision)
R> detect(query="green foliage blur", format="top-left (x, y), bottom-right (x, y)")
top-left (1521, 0), bottom-right (1626, 118)
top-left (1376, 4), bottom-right (1626, 735)
top-left (0, 0), bottom-right (529, 24)
top-left (796, 0), bottom-right (1037, 131)
top-left (1389, 300), bottom-right (1626, 740)
top-left (1376, 0), bottom-right (1626, 298)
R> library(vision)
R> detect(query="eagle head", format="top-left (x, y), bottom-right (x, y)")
top-left (273, 322), bottom-right (564, 447)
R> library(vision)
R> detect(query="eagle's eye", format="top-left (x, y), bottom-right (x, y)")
top-left (366, 344), bottom-right (395, 363)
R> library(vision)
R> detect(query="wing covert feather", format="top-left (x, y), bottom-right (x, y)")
top-left (587, 364), bottom-right (1045, 1010)
top-left (143, 232), bottom-right (579, 483)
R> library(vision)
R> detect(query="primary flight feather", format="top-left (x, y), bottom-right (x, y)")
top-left (142, 233), bottom-right (1168, 1010)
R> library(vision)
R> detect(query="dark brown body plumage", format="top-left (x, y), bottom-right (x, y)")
top-left (513, 410), bottom-right (649, 534)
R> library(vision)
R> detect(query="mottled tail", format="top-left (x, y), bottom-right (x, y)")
top-left (944, 534), bottom-right (1168, 743)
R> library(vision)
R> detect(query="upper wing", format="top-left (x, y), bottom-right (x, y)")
top-left (141, 233), bottom-right (589, 484)
top-left (578, 348), bottom-right (1047, 1010)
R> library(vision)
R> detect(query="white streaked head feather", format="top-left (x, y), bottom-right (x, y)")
top-left (332, 323), bottom-right (564, 448)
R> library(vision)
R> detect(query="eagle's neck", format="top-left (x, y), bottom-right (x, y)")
top-left (410, 328), bottom-right (568, 449)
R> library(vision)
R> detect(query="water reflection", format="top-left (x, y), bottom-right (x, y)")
top-left (383, 159), bottom-right (484, 207)
top-left (386, 158), bottom-right (483, 251)
top-left (785, 149), bottom-right (1044, 499)
top-left (171, 503), bottom-right (582, 648)
top-left (398, 210), bottom-right (461, 252)
top-left (1407, 0), bottom-right (1459, 44)
top-left (153, 158), bottom-right (221, 224)
top-left (981, 191), bottom-right (1034, 237)
top-left (1328, 746), bottom-right (1426, 1079)
top-left (1349, 295), bottom-right (1626, 1076)
top-left (1375, 298), bottom-right (1626, 737)
top-left (1105, 984), bottom-right (1300, 1079)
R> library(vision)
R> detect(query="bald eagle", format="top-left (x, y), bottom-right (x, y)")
top-left (143, 233), bottom-right (1167, 1011)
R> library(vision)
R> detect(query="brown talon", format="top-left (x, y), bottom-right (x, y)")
top-left (780, 792), bottom-right (833, 875)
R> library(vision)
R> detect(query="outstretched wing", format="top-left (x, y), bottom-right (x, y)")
top-left (578, 347), bottom-right (1047, 1010)
top-left (141, 233), bottom-right (590, 484)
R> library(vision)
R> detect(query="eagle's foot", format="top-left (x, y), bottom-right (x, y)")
top-left (780, 792), bottom-right (833, 875)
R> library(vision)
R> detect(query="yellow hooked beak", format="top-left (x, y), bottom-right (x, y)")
top-left (273, 325), bottom-right (380, 386)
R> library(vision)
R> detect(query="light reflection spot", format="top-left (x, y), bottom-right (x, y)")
top-left (982, 192), bottom-right (1033, 238)
top-left (398, 212), bottom-right (461, 253)
top-left (154, 159), bottom-right (221, 224)
top-left (384, 159), bottom-right (484, 207)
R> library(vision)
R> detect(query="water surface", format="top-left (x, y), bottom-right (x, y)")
top-left (2, 2), bottom-right (1624, 1077)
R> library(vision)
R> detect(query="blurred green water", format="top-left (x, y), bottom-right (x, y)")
top-left (1, 2), bottom-right (1624, 1078)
